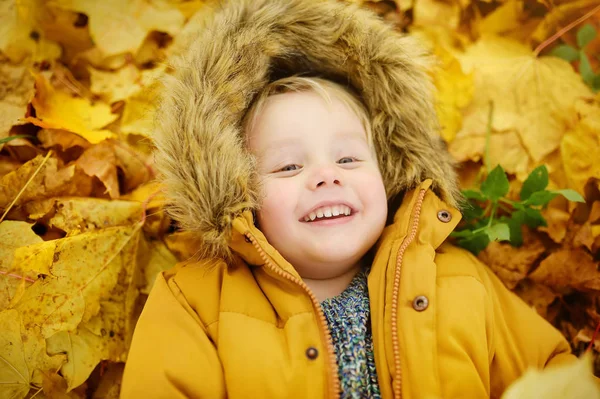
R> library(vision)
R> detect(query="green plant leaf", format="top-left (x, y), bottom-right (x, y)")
top-left (485, 223), bottom-right (511, 242)
top-left (550, 44), bottom-right (580, 62)
top-left (506, 212), bottom-right (524, 246)
top-left (593, 74), bottom-right (600, 92)
top-left (551, 189), bottom-right (585, 203)
top-left (462, 189), bottom-right (487, 201)
top-left (461, 203), bottom-right (486, 222)
top-left (523, 190), bottom-right (557, 206)
top-left (577, 23), bottom-right (597, 49)
top-left (520, 165), bottom-right (549, 200)
top-left (522, 207), bottom-right (547, 228)
top-left (481, 165), bottom-right (509, 201)
top-left (457, 232), bottom-right (490, 255)
top-left (580, 52), bottom-right (595, 85)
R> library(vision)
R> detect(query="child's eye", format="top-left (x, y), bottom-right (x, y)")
top-left (278, 164), bottom-right (301, 172)
top-left (338, 157), bottom-right (357, 164)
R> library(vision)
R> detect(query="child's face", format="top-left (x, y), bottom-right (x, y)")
top-left (246, 90), bottom-right (387, 280)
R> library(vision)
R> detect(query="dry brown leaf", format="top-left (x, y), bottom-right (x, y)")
top-left (76, 141), bottom-right (120, 198)
top-left (0, 60), bottom-right (35, 138)
top-left (529, 249), bottom-right (600, 292)
top-left (0, 155), bottom-right (93, 210)
top-left (540, 207), bottom-right (571, 244)
top-left (514, 279), bottom-right (558, 320)
top-left (477, 230), bottom-right (546, 289)
top-left (22, 197), bottom-right (143, 236)
top-left (37, 129), bottom-right (91, 152)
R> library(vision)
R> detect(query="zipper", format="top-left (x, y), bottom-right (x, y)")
top-left (390, 189), bottom-right (427, 399)
top-left (245, 233), bottom-right (341, 399)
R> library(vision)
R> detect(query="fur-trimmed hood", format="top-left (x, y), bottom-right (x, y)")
top-left (153, 0), bottom-right (461, 260)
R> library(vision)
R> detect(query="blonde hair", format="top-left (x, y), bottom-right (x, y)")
top-left (242, 76), bottom-right (373, 148)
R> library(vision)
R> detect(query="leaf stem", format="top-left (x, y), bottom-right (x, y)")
top-left (533, 4), bottom-right (600, 57)
top-left (0, 150), bottom-right (53, 223)
top-left (487, 202), bottom-right (498, 228)
top-left (485, 102), bottom-right (494, 174)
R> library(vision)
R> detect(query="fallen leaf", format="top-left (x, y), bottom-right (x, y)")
top-left (529, 249), bottom-right (600, 292)
top-left (0, 221), bottom-right (42, 310)
top-left (0, 60), bottom-right (35, 138)
top-left (561, 100), bottom-right (600, 195)
top-left (46, 327), bottom-right (107, 392)
top-left (119, 68), bottom-right (164, 137)
top-left (450, 35), bottom-right (594, 181)
top-left (502, 352), bottom-right (600, 399)
top-left (90, 362), bottom-right (123, 399)
top-left (539, 207), bottom-right (571, 244)
top-left (76, 141), bottom-right (120, 198)
top-left (0, 154), bottom-right (93, 210)
top-left (477, 230), bottom-right (546, 289)
top-left (22, 198), bottom-right (143, 236)
top-left (531, 0), bottom-right (599, 44)
top-left (12, 224), bottom-right (142, 338)
top-left (50, 0), bottom-right (185, 57)
top-left (88, 64), bottom-right (143, 103)
top-left (0, 0), bottom-right (62, 63)
top-left (37, 129), bottom-right (91, 153)
top-left (24, 73), bottom-right (117, 144)
top-left (0, 309), bottom-right (67, 398)
top-left (412, 27), bottom-right (474, 143)
top-left (514, 279), bottom-right (558, 319)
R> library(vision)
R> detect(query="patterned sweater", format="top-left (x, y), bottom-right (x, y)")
top-left (320, 268), bottom-right (381, 398)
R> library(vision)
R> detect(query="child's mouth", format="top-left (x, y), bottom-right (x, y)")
top-left (302, 213), bottom-right (356, 226)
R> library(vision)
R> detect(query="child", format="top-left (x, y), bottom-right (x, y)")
top-left (120, 0), bottom-right (575, 398)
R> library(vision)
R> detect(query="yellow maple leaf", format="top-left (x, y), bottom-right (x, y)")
top-left (0, 0), bottom-right (61, 63)
top-left (561, 100), bottom-right (600, 194)
top-left (120, 67), bottom-right (165, 137)
top-left (49, 0), bottom-right (185, 57)
top-left (502, 353), bottom-right (600, 398)
top-left (22, 197), bottom-right (143, 236)
top-left (88, 64), bottom-right (147, 103)
top-left (24, 74), bottom-right (117, 144)
top-left (0, 309), bottom-right (66, 398)
top-left (12, 224), bottom-right (142, 338)
top-left (449, 35), bottom-right (594, 181)
top-left (0, 221), bottom-right (42, 309)
top-left (412, 27), bottom-right (474, 142)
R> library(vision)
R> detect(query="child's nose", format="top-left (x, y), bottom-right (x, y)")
top-left (308, 165), bottom-right (342, 190)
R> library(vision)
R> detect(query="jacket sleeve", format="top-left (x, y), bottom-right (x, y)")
top-left (120, 272), bottom-right (226, 398)
top-left (474, 255), bottom-right (576, 395)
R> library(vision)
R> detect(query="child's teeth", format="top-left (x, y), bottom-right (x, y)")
top-left (305, 205), bottom-right (353, 222)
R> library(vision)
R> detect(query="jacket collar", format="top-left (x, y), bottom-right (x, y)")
top-left (229, 179), bottom-right (462, 270)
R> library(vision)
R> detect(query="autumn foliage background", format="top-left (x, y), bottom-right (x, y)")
top-left (1, 0), bottom-right (599, 397)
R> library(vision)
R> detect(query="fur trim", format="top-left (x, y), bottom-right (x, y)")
top-left (153, 0), bottom-right (462, 260)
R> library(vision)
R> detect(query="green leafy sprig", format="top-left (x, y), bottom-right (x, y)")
top-left (452, 164), bottom-right (585, 255)
top-left (551, 23), bottom-right (600, 92)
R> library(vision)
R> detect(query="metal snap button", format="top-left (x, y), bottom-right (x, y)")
top-left (437, 210), bottom-right (452, 223)
top-left (412, 295), bottom-right (429, 311)
top-left (305, 347), bottom-right (319, 360)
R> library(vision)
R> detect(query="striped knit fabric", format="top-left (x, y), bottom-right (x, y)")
top-left (320, 268), bottom-right (381, 398)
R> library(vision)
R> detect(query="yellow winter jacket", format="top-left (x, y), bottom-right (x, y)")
top-left (121, 0), bottom-right (574, 397)
top-left (121, 180), bottom-right (573, 399)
